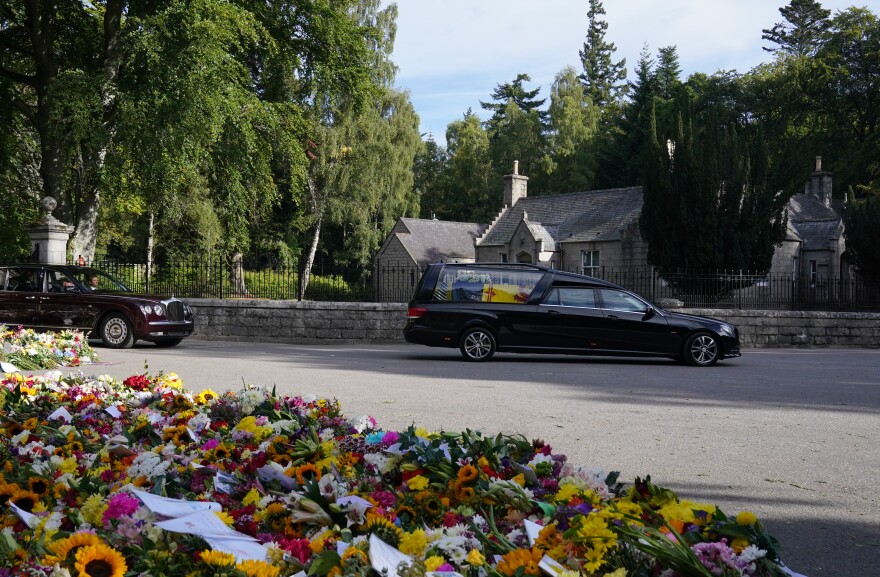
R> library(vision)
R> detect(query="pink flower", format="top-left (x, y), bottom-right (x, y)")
top-left (102, 492), bottom-right (141, 524)
top-left (381, 431), bottom-right (400, 444)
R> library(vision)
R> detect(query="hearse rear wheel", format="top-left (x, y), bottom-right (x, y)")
top-left (459, 327), bottom-right (496, 361)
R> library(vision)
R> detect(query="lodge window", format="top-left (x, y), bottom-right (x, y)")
top-left (810, 260), bottom-right (818, 287)
top-left (498, 253), bottom-right (508, 263)
top-left (582, 250), bottom-right (599, 276)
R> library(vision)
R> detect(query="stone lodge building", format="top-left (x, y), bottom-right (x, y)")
top-left (374, 158), bottom-right (848, 301)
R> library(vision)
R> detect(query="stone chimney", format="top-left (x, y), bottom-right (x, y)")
top-left (503, 160), bottom-right (528, 207)
top-left (805, 156), bottom-right (833, 208)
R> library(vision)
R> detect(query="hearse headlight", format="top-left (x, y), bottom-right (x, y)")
top-left (718, 324), bottom-right (736, 337)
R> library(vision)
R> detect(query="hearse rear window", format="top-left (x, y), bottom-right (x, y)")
top-left (432, 267), bottom-right (543, 303)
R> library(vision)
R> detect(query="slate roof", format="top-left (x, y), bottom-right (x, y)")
top-left (393, 218), bottom-right (486, 265)
top-left (786, 193), bottom-right (843, 250)
top-left (477, 187), bottom-right (643, 246)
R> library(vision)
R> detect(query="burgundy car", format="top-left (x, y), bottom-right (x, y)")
top-left (0, 264), bottom-right (194, 348)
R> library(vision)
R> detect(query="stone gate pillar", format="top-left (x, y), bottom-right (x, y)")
top-left (27, 196), bottom-right (73, 264)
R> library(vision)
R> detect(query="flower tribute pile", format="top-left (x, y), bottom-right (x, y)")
top-left (0, 326), bottom-right (95, 371)
top-left (0, 371), bottom-right (792, 577)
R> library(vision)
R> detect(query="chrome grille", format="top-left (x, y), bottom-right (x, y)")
top-left (166, 301), bottom-right (185, 321)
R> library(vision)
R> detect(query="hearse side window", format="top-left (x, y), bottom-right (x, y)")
top-left (541, 287), bottom-right (598, 308)
top-left (432, 267), bottom-right (543, 303)
top-left (598, 288), bottom-right (648, 313)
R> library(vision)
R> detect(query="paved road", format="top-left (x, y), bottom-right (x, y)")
top-left (67, 341), bottom-right (880, 576)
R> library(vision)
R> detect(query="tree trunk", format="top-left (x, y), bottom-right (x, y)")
top-left (230, 252), bottom-right (249, 297)
top-left (299, 175), bottom-right (323, 300)
top-left (70, 0), bottom-right (124, 263)
top-left (146, 210), bottom-right (154, 293)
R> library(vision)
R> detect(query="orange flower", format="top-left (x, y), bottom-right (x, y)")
top-left (496, 548), bottom-right (543, 576)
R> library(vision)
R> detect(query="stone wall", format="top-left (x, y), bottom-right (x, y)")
top-left (186, 299), bottom-right (880, 348)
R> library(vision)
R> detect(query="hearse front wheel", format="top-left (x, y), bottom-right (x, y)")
top-left (459, 327), bottom-right (496, 361)
top-left (683, 332), bottom-right (719, 366)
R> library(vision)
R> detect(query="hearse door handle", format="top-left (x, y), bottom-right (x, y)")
top-left (25, 295), bottom-right (37, 300)
top-left (606, 314), bottom-right (620, 320)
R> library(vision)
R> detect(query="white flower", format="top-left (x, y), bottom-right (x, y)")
top-left (187, 412), bottom-right (211, 433)
top-left (738, 545), bottom-right (767, 563)
top-left (127, 450), bottom-right (171, 479)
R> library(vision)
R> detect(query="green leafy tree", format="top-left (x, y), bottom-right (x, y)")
top-left (443, 110), bottom-right (493, 223)
top-left (546, 65), bottom-right (598, 192)
top-left (578, 0), bottom-right (627, 110)
top-left (843, 193), bottom-right (880, 278)
top-left (0, 0), bottom-right (127, 261)
top-left (577, 0), bottom-right (628, 188)
top-left (414, 136), bottom-right (450, 220)
top-left (480, 73), bottom-right (550, 188)
top-left (762, 0), bottom-right (831, 57)
top-left (640, 99), bottom-right (788, 283)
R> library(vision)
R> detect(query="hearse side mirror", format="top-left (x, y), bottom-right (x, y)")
top-left (642, 306), bottom-right (655, 321)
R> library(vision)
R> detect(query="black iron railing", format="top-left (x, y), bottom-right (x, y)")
top-left (2, 256), bottom-right (878, 311)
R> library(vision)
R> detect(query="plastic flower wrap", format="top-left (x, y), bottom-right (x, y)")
top-left (0, 371), bottom-right (793, 577)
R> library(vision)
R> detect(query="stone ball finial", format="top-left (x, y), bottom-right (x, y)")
top-left (40, 196), bottom-right (58, 215)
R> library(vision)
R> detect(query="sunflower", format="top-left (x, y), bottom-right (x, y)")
top-left (74, 543), bottom-right (127, 577)
top-left (0, 482), bottom-right (21, 506)
top-left (362, 512), bottom-right (403, 546)
top-left (27, 476), bottom-right (51, 497)
top-left (9, 489), bottom-right (41, 513)
top-left (195, 389), bottom-right (219, 404)
top-left (200, 549), bottom-right (236, 567)
top-left (211, 443), bottom-right (233, 461)
top-left (236, 559), bottom-right (281, 577)
top-left (294, 463), bottom-right (321, 485)
top-left (43, 532), bottom-right (105, 565)
top-left (457, 463), bottom-right (479, 483)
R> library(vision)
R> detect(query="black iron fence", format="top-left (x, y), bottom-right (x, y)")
top-left (3, 255), bottom-right (878, 311)
top-left (582, 267), bottom-right (880, 312)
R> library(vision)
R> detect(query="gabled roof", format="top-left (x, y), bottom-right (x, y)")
top-left (786, 193), bottom-right (843, 250)
top-left (477, 187), bottom-right (643, 246)
top-left (392, 218), bottom-right (486, 265)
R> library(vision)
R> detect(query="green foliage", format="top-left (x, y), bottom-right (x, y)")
top-left (578, 0), bottom-right (628, 110)
top-left (443, 111), bottom-right (493, 223)
top-left (546, 66), bottom-right (599, 192)
top-left (843, 193), bottom-right (880, 278)
top-left (640, 98), bottom-right (788, 276)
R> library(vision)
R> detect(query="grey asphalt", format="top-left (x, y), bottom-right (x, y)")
top-left (62, 341), bottom-right (880, 576)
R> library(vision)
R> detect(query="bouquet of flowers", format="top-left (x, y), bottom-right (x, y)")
top-left (0, 325), bottom-right (96, 371)
top-left (0, 371), bottom-right (792, 577)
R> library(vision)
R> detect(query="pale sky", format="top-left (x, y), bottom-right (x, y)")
top-left (387, 0), bottom-right (869, 143)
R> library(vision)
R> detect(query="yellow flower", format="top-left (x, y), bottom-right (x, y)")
top-left (603, 569), bottom-right (627, 577)
top-left (413, 426), bottom-right (431, 439)
top-left (496, 548), bottom-right (543, 576)
top-left (242, 488), bottom-right (262, 506)
top-left (466, 549), bottom-right (485, 566)
top-left (398, 529), bottom-right (428, 556)
top-left (236, 559), bottom-right (281, 577)
top-left (215, 511), bottom-right (235, 526)
top-left (43, 532), bottom-right (105, 565)
top-left (511, 473), bottom-right (526, 486)
top-left (195, 389), bottom-right (220, 404)
top-left (406, 475), bottom-right (430, 491)
top-left (736, 511), bottom-right (758, 526)
top-left (424, 556), bottom-right (447, 572)
top-left (74, 543), bottom-right (127, 577)
top-left (200, 549), bottom-right (236, 566)
top-left (731, 537), bottom-right (750, 553)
